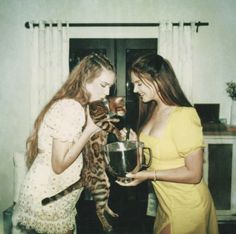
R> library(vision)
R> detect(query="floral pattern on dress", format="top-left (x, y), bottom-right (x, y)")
top-left (12, 99), bottom-right (86, 234)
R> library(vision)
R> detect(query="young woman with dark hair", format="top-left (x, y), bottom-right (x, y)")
top-left (118, 53), bottom-right (218, 234)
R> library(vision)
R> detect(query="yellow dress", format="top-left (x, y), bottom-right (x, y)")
top-left (140, 107), bottom-right (219, 234)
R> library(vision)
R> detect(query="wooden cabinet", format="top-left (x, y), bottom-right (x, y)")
top-left (203, 132), bottom-right (236, 221)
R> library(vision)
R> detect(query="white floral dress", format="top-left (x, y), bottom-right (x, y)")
top-left (12, 99), bottom-right (85, 234)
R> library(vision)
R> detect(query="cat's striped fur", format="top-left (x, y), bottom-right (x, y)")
top-left (42, 97), bottom-right (125, 232)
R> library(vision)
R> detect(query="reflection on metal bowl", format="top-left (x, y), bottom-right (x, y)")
top-left (103, 141), bottom-right (152, 177)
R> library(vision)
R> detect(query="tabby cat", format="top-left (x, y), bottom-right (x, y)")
top-left (42, 96), bottom-right (126, 232)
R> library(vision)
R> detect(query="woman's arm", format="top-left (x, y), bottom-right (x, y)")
top-left (154, 149), bottom-right (203, 183)
top-left (116, 148), bottom-right (203, 186)
top-left (51, 109), bottom-right (100, 174)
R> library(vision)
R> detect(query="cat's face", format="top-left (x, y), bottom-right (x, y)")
top-left (107, 97), bottom-right (126, 117)
top-left (89, 97), bottom-right (126, 120)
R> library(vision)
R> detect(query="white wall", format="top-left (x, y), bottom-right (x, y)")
top-left (1, 0), bottom-right (236, 231)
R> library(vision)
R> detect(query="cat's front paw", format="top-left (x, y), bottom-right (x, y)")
top-left (103, 224), bottom-right (112, 232)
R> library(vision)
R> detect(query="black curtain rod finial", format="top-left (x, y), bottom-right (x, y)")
top-left (25, 22), bottom-right (30, 29)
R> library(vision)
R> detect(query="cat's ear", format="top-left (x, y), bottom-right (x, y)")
top-left (115, 97), bottom-right (125, 104)
top-left (115, 97), bottom-right (123, 102)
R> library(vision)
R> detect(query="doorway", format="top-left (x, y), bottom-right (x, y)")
top-left (69, 38), bottom-right (157, 130)
top-left (71, 38), bottom-right (157, 233)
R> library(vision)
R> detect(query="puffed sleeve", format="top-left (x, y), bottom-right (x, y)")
top-left (171, 107), bottom-right (204, 158)
top-left (44, 99), bottom-right (85, 142)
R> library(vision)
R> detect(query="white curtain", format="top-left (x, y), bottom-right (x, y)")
top-left (157, 22), bottom-right (195, 101)
top-left (29, 21), bottom-right (69, 125)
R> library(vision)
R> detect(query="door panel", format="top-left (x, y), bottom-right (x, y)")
top-left (71, 39), bottom-right (157, 232)
top-left (69, 38), bottom-right (157, 130)
top-left (69, 38), bottom-right (115, 72)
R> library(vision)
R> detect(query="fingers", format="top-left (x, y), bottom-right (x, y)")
top-left (117, 177), bottom-right (134, 183)
top-left (115, 173), bottom-right (137, 186)
top-left (126, 172), bottom-right (136, 178)
top-left (115, 171), bottom-right (147, 186)
top-left (129, 129), bottom-right (137, 141)
top-left (120, 128), bottom-right (137, 141)
top-left (116, 181), bottom-right (133, 186)
top-left (120, 129), bottom-right (127, 140)
top-left (115, 178), bottom-right (138, 187)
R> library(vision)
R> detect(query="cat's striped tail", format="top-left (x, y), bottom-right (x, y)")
top-left (41, 180), bottom-right (83, 205)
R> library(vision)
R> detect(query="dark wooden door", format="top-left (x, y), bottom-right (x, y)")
top-left (69, 38), bottom-right (157, 130)
top-left (70, 38), bottom-right (157, 233)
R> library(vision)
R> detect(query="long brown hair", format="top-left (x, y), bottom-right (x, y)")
top-left (130, 53), bottom-right (192, 132)
top-left (26, 53), bottom-right (114, 168)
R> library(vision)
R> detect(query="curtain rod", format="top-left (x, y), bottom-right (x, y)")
top-left (24, 21), bottom-right (209, 33)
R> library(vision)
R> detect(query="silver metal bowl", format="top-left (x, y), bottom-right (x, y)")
top-left (103, 141), bottom-right (152, 177)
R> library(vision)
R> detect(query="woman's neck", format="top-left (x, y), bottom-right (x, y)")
top-left (154, 102), bottom-right (171, 114)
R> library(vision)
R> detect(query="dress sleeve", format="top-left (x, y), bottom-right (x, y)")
top-left (44, 99), bottom-right (85, 142)
top-left (171, 107), bottom-right (204, 158)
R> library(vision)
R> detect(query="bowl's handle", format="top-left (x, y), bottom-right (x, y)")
top-left (141, 147), bottom-right (152, 169)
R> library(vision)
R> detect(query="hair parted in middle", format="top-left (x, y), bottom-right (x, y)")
top-left (129, 53), bottom-right (192, 132)
top-left (26, 52), bottom-right (115, 168)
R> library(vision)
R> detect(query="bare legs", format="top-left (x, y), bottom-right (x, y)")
top-left (159, 224), bottom-right (171, 234)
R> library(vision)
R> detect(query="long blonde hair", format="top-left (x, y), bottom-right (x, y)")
top-left (26, 53), bottom-right (114, 168)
